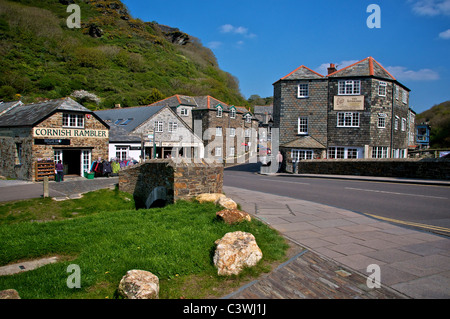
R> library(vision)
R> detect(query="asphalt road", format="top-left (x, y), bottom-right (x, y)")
top-left (224, 163), bottom-right (450, 234)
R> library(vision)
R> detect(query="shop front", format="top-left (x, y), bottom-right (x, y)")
top-left (0, 98), bottom-right (109, 181)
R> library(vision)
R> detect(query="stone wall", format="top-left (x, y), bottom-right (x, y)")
top-left (293, 158), bottom-right (450, 180)
top-left (119, 158), bottom-right (223, 208)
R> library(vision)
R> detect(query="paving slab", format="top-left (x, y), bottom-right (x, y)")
top-left (223, 185), bottom-right (450, 299)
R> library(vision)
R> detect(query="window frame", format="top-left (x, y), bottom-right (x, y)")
top-left (337, 112), bottom-right (360, 127)
top-left (155, 121), bottom-right (164, 133)
top-left (63, 113), bottom-right (84, 128)
top-left (298, 117), bottom-right (308, 135)
top-left (216, 106), bottom-right (223, 118)
top-left (378, 113), bottom-right (386, 129)
top-left (297, 83), bottom-right (309, 98)
top-left (338, 80), bottom-right (361, 95)
top-left (168, 121), bottom-right (178, 133)
top-left (378, 81), bottom-right (387, 96)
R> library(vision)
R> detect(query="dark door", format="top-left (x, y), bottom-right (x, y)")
top-left (63, 150), bottom-right (81, 175)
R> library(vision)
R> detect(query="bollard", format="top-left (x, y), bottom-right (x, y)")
top-left (43, 176), bottom-right (49, 198)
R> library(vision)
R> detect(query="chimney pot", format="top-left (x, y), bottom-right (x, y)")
top-left (327, 63), bottom-right (337, 75)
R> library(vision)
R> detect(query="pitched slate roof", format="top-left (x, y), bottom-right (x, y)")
top-left (0, 100), bottom-right (23, 116)
top-left (282, 136), bottom-right (326, 149)
top-left (327, 57), bottom-right (396, 80)
top-left (0, 97), bottom-right (105, 128)
top-left (279, 65), bottom-right (324, 81)
top-left (95, 104), bottom-right (165, 133)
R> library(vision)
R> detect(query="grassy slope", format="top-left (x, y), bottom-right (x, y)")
top-left (0, 190), bottom-right (288, 299)
top-left (0, 0), bottom-right (247, 109)
top-left (416, 100), bottom-right (450, 148)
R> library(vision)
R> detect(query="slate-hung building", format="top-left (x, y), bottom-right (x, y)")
top-left (149, 95), bottom-right (259, 163)
top-left (273, 57), bottom-right (412, 162)
top-left (94, 103), bottom-right (204, 160)
top-left (0, 98), bottom-right (109, 181)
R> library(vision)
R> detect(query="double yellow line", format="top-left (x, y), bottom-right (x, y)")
top-left (364, 213), bottom-right (450, 235)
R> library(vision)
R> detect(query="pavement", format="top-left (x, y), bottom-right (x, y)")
top-left (1, 174), bottom-right (449, 299)
top-left (223, 183), bottom-right (450, 299)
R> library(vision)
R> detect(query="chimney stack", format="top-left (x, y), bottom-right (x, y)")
top-left (327, 63), bottom-right (337, 75)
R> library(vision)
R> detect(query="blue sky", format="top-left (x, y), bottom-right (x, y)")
top-left (122, 0), bottom-right (450, 113)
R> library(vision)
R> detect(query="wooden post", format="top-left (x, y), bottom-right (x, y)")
top-left (43, 176), bottom-right (49, 198)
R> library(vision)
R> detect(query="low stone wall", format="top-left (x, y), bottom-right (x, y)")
top-left (292, 158), bottom-right (450, 180)
top-left (119, 158), bottom-right (223, 208)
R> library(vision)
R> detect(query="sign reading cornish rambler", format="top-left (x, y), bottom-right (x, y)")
top-left (33, 128), bottom-right (109, 138)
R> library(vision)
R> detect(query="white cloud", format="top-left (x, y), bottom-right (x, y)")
top-left (386, 66), bottom-right (440, 81)
top-left (219, 24), bottom-right (256, 38)
top-left (409, 0), bottom-right (450, 16)
top-left (315, 60), bottom-right (359, 75)
top-left (439, 28), bottom-right (450, 39)
top-left (207, 41), bottom-right (222, 49)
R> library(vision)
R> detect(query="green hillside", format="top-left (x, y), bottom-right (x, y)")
top-left (416, 100), bottom-right (450, 148)
top-left (0, 0), bottom-right (247, 109)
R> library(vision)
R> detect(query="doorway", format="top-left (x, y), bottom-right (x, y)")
top-left (63, 150), bottom-right (81, 175)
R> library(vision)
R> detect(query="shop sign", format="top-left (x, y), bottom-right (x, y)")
top-left (34, 139), bottom-right (71, 146)
top-left (334, 96), bottom-right (365, 110)
top-left (33, 127), bottom-right (109, 138)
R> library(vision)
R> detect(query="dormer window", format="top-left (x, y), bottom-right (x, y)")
top-left (230, 107), bottom-right (236, 119)
top-left (216, 105), bottom-right (223, 117)
top-left (245, 114), bottom-right (252, 123)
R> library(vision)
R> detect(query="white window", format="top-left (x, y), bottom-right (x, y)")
top-left (372, 146), bottom-right (388, 158)
top-left (155, 121), bottom-right (163, 132)
top-left (298, 83), bottom-right (309, 98)
top-left (378, 81), bottom-right (387, 96)
top-left (328, 147), bottom-right (345, 159)
top-left (378, 114), bottom-right (386, 128)
top-left (180, 108), bottom-right (188, 116)
top-left (298, 117), bottom-right (308, 135)
top-left (347, 148), bottom-right (358, 159)
top-left (292, 149), bottom-right (313, 161)
top-left (229, 147), bottom-right (235, 157)
top-left (245, 129), bottom-right (251, 137)
top-left (394, 116), bottom-right (399, 130)
top-left (402, 90), bottom-right (407, 104)
top-left (338, 80), bottom-right (360, 95)
top-left (216, 127), bottom-right (222, 137)
top-left (54, 150), bottom-right (63, 164)
top-left (230, 108), bottom-right (236, 119)
top-left (217, 106), bottom-right (223, 117)
top-left (82, 150), bottom-right (91, 174)
top-left (229, 127), bottom-right (236, 137)
top-left (168, 122), bottom-right (178, 132)
top-left (63, 113), bottom-right (84, 128)
top-left (401, 118), bottom-right (407, 131)
top-left (337, 112), bottom-right (360, 127)
top-left (215, 147), bottom-right (222, 157)
top-left (395, 86), bottom-right (399, 100)
top-left (116, 147), bottom-right (128, 161)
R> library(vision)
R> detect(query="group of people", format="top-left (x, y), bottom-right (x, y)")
top-left (90, 157), bottom-right (138, 177)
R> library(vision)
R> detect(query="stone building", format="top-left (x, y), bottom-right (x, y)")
top-left (0, 97), bottom-right (109, 181)
top-left (95, 104), bottom-right (204, 161)
top-left (273, 57), bottom-right (411, 166)
top-left (150, 95), bottom-right (259, 163)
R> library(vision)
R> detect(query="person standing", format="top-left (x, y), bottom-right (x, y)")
top-left (276, 151), bottom-right (283, 173)
top-left (55, 161), bottom-right (64, 182)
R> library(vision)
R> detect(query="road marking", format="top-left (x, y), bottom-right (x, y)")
top-left (364, 213), bottom-right (450, 235)
top-left (260, 178), bottom-right (310, 185)
top-left (345, 187), bottom-right (448, 200)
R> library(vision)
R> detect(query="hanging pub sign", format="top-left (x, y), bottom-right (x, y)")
top-left (34, 139), bottom-right (71, 146)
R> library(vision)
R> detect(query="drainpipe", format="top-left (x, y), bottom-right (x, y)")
top-left (390, 84), bottom-right (395, 158)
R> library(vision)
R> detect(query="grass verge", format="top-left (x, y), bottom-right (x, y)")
top-left (0, 190), bottom-right (289, 299)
